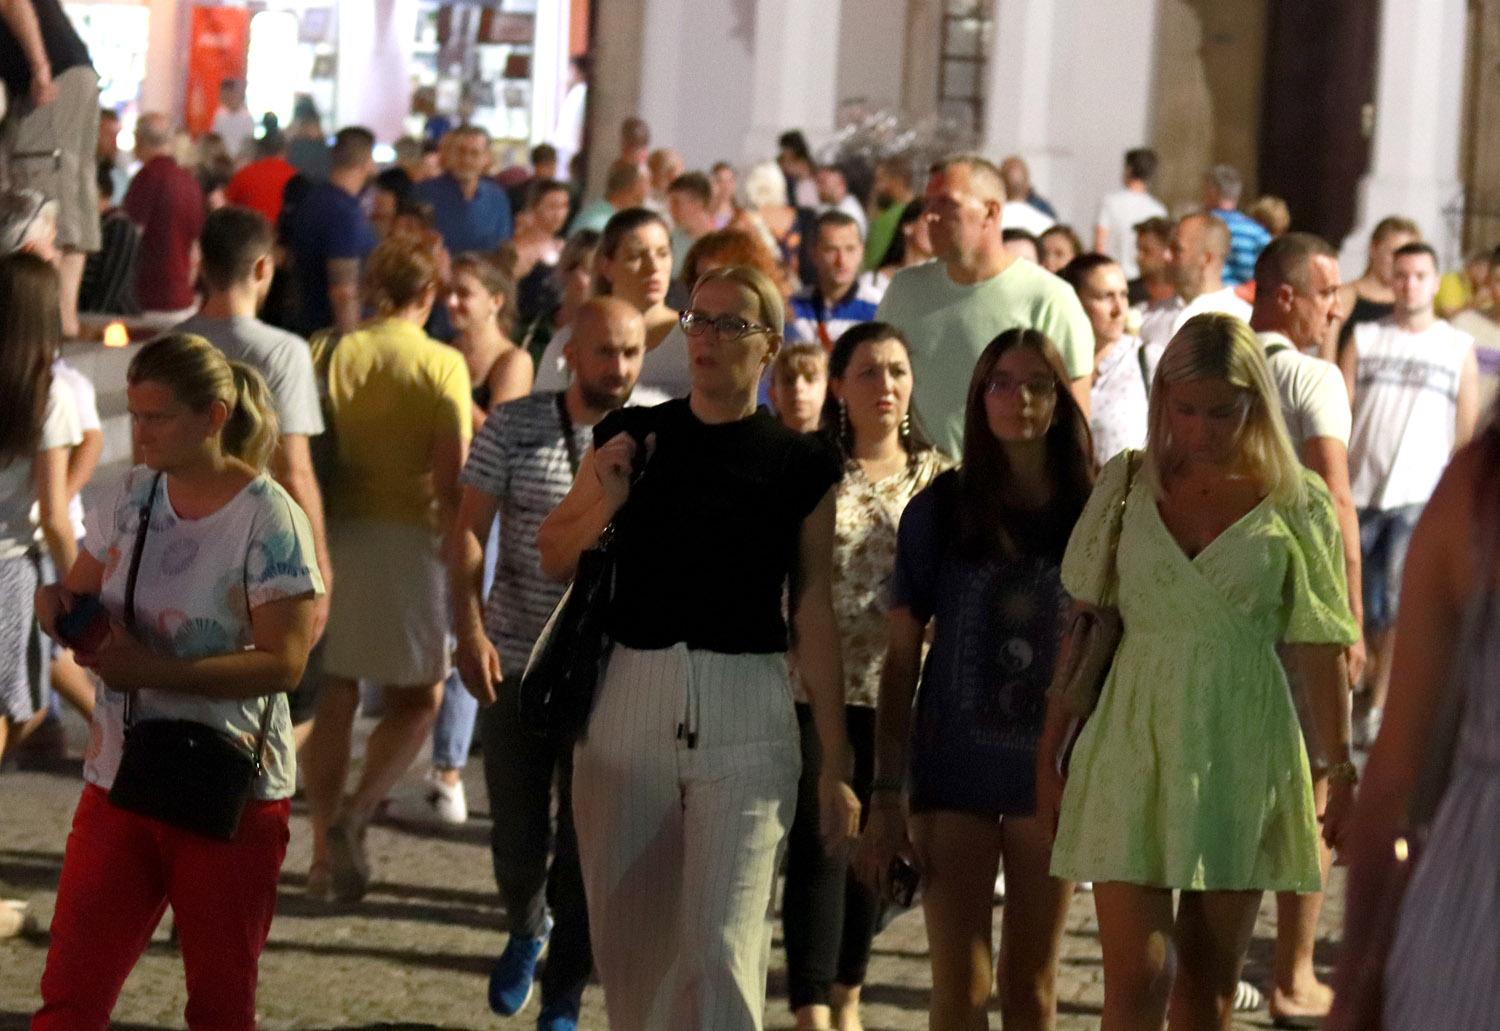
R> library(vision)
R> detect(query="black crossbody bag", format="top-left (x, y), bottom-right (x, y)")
top-left (107, 474), bottom-right (273, 841)
top-left (517, 395), bottom-right (641, 740)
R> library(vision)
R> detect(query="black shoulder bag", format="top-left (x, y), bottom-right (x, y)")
top-left (517, 395), bottom-right (634, 741)
top-left (108, 474), bottom-right (274, 841)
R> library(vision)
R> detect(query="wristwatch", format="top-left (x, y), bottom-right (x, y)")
top-left (1328, 760), bottom-right (1359, 786)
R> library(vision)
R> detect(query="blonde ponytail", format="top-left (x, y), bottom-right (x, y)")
top-left (127, 333), bottom-right (281, 471)
top-left (223, 361), bottom-right (279, 470)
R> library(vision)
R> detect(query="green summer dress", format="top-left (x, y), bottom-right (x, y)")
top-left (1049, 453), bottom-right (1359, 892)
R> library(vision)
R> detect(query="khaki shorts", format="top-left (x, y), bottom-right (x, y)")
top-left (3, 66), bottom-right (101, 252)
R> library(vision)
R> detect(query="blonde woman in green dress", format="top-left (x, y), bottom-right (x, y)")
top-left (1036, 313), bottom-right (1359, 1030)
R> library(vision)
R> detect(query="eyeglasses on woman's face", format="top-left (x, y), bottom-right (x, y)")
top-left (984, 374), bottom-right (1057, 400)
top-left (679, 309), bottom-right (774, 341)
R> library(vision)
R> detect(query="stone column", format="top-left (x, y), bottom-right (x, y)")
top-left (1341, 0), bottom-right (1468, 272)
top-left (335, 0), bottom-right (416, 144)
top-left (743, 0), bottom-right (843, 161)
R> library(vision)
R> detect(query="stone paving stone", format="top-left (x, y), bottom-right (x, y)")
top-left (0, 732), bottom-right (1336, 1029)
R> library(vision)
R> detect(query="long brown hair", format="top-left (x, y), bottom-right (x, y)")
top-left (951, 327), bottom-right (1094, 560)
top-left (0, 252), bottom-right (61, 463)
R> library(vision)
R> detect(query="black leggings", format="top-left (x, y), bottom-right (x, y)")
top-left (782, 703), bottom-right (881, 1010)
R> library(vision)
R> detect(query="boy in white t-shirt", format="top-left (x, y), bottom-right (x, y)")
top-left (1341, 242), bottom-right (1481, 747)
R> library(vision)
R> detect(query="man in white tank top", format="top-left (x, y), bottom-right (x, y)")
top-left (1340, 241), bottom-right (1480, 747)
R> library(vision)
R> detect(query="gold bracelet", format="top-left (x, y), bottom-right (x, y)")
top-left (1328, 760), bottom-right (1359, 786)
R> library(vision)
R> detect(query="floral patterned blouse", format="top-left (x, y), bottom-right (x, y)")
top-left (795, 448), bottom-right (953, 707)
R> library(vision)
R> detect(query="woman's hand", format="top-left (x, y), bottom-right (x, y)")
top-left (854, 794), bottom-right (910, 896)
top-left (455, 630), bottom-right (503, 706)
top-left (34, 584), bottom-right (75, 640)
top-left (1036, 751), bottom-right (1067, 840)
top-left (592, 432), bottom-right (643, 511)
top-left (1322, 778), bottom-right (1356, 851)
top-left (73, 619), bottom-right (154, 693)
top-left (819, 771), bottom-right (861, 855)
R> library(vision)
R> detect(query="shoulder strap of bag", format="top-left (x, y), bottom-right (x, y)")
top-left (121, 473), bottom-right (162, 727)
top-left (1105, 451), bottom-right (1140, 599)
top-left (555, 390), bottom-right (581, 476)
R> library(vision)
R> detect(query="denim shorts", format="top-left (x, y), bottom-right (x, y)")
top-left (1358, 505), bottom-right (1424, 631)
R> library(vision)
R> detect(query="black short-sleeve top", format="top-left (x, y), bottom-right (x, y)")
top-left (593, 399), bottom-right (842, 654)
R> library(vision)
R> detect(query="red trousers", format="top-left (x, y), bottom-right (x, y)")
top-left (33, 783), bottom-right (290, 1030)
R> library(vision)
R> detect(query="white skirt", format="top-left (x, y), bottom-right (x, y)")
top-left (322, 519), bottom-right (450, 686)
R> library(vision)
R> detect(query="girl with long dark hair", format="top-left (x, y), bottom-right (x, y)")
top-left (856, 327), bottom-right (1094, 1029)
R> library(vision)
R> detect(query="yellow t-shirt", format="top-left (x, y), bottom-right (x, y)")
top-left (325, 318), bottom-right (471, 528)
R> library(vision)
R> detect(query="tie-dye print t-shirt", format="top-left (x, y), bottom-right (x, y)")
top-left (81, 466), bottom-right (324, 800)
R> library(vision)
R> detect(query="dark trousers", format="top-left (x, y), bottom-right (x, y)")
top-left (782, 703), bottom-right (881, 1010)
top-left (480, 674), bottom-right (592, 1006)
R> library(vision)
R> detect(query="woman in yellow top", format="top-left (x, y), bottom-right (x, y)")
top-left (301, 232), bottom-right (472, 903)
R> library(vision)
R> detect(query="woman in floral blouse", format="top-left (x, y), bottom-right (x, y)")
top-left (782, 322), bottom-right (950, 1031)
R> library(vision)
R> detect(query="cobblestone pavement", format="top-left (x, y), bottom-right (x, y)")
top-left (0, 724), bottom-right (1338, 1030)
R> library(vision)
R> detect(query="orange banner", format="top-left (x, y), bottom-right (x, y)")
top-left (185, 7), bottom-right (250, 137)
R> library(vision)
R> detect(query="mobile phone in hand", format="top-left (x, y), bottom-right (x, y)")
top-left (54, 594), bottom-right (110, 653)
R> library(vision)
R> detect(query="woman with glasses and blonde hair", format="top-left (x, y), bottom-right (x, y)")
top-left (855, 326), bottom-right (1093, 1030)
top-left (538, 265), bottom-right (859, 1031)
top-left (1036, 313), bottom-right (1358, 1030)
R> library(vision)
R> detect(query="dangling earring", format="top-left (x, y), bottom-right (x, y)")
top-left (900, 411), bottom-right (912, 447)
top-left (839, 399), bottom-right (851, 455)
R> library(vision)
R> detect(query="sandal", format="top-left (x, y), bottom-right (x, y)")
top-left (1233, 979), bottom-right (1265, 1012)
top-left (305, 860), bottom-right (334, 902)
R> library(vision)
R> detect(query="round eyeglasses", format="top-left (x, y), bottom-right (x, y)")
top-left (679, 309), bottom-right (775, 341)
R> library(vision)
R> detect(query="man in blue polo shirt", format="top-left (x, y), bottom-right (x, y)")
top-left (416, 124), bottom-right (514, 255)
top-left (1204, 163), bottom-right (1270, 287)
top-left (286, 126), bottom-right (378, 335)
top-left (786, 210), bottom-right (886, 349)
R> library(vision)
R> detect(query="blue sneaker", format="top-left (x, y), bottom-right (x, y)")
top-left (536, 994), bottom-right (581, 1031)
top-left (488, 917), bottom-right (552, 1016)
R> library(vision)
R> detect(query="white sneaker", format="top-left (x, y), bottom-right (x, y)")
top-left (389, 770), bottom-right (468, 826)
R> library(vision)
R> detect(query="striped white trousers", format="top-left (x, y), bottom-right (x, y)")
top-left (573, 644), bottom-right (801, 1031)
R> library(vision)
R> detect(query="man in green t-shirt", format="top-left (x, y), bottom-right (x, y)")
top-left (875, 154), bottom-right (1093, 458)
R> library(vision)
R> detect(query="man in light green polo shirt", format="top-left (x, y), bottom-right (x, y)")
top-left (877, 154), bottom-right (1093, 458)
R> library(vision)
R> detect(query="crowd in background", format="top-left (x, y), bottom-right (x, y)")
top-left (3, 6), bottom-right (1500, 1028)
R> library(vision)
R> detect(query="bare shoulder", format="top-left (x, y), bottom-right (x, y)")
top-left (1418, 436), bottom-right (1493, 601)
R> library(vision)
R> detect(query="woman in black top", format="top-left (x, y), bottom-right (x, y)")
top-left (538, 265), bottom-right (860, 1031)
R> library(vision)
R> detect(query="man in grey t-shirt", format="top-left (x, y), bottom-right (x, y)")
top-left (174, 206), bottom-right (332, 679)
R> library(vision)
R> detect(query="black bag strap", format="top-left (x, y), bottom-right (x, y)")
top-left (121, 473), bottom-right (274, 775)
top-left (555, 390), bottom-right (581, 476)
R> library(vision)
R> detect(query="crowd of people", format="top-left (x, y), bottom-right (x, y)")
top-left (2, 8), bottom-right (1500, 1028)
